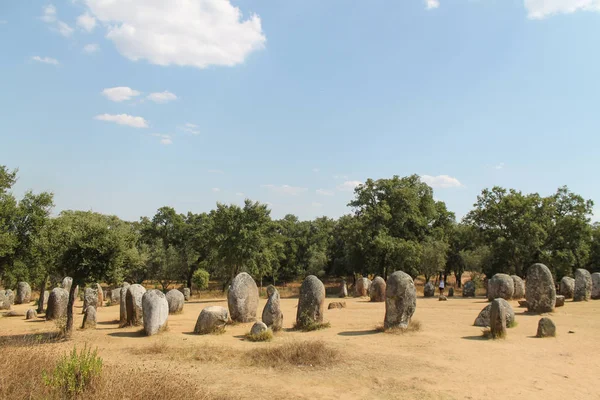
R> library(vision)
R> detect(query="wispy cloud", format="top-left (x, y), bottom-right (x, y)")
top-left (94, 113), bottom-right (148, 128)
top-left (32, 56), bottom-right (59, 65)
top-left (151, 133), bottom-right (172, 145)
top-left (525, 0), bottom-right (600, 19)
top-left (421, 174), bottom-right (463, 188)
top-left (181, 123), bottom-right (200, 135)
top-left (261, 184), bottom-right (308, 196)
top-left (76, 12), bottom-right (96, 32)
top-left (83, 43), bottom-right (99, 54)
top-left (333, 174), bottom-right (349, 180)
top-left (147, 91), bottom-right (178, 103)
top-left (495, 162), bottom-right (505, 170)
top-left (40, 5), bottom-right (73, 37)
top-left (101, 87), bottom-right (141, 102)
top-left (40, 5), bottom-right (56, 23)
top-left (425, 0), bottom-right (440, 9)
top-left (336, 181), bottom-right (362, 192)
top-left (235, 192), bottom-right (245, 197)
top-left (212, 188), bottom-right (221, 192)
top-left (57, 21), bottom-right (73, 37)
top-left (316, 189), bottom-right (334, 196)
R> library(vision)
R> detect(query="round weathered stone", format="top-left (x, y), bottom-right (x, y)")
top-left (227, 272), bottom-right (259, 323)
top-left (591, 273), bottom-right (600, 300)
top-left (487, 274), bottom-right (514, 301)
top-left (536, 317), bottom-right (556, 338)
top-left (384, 271), bottom-right (416, 330)
top-left (0, 291), bottom-right (7, 310)
top-left (355, 277), bottom-right (371, 297)
top-left (194, 306), bottom-right (228, 334)
top-left (119, 283), bottom-right (130, 325)
top-left (526, 263), bottom-right (556, 313)
top-left (126, 284), bottom-right (146, 326)
top-left (474, 298), bottom-right (515, 328)
top-left (555, 295), bottom-right (565, 307)
top-left (250, 321), bottom-right (268, 336)
top-left (262, 285), bottom-right (283, 331)
top-left (328, 301), bottom-right (346, 309)
top-left (4, 289), bottom-right (14, 307)
top-left (83, 287), bottom-right (98, 314)
top-left (142, 289), bottom-right (169, 336)
top-left (182, 287), bottom-right (191, 301)
top-left (560, 277), bottom-right (575, 299)
top-left (26, 308), bottom-right (37, 320)
top-left (296, 275), bottom-right (326, 329)
top-left (490, 298), bottom-right (507, 338)
top-left (423, 282), bottom-right (435, 298)
top-left (448, 287), bottom-right (455, 297)
top-left (511, 275), bottom-right (525, 299)
top-left (16, 282), bottom-right (32, 304)
top-left (574, 269), bottom-right (592, 302)
top-left (439, 295), bottom-right (447, 301)
top-left (46, 287), bottom-right (69, 320)
top-left (339, 280), bottom-right (348, 298)
top-left (369, 277), bottom-right (386, 302)
top-left (463, 281), bottom-right (476, 297)
top-left (82, 306), bottom-right (97, 329)
top-left (165, 289), bottom-right (185, 314)
top-left (94, 283), bottom-right (103, 307)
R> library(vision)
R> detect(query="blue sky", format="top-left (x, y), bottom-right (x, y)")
top-left (1, 0), bottom-right (599, 222)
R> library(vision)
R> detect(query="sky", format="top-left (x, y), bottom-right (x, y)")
top-left (1, 0), bottom-right (599, 222)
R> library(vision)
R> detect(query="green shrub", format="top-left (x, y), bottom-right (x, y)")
top-left (245, 330), bottom-right (273, 342)
top-left (192, 269), bottom-right (210, 292)
top-left (43, 345), bottom-right (103, 398)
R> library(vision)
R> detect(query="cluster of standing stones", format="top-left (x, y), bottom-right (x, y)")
top-left (3, 263), bottom-right (600, 341)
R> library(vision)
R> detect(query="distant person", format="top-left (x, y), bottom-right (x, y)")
top-left (439, 279), bottom-right (445, 295)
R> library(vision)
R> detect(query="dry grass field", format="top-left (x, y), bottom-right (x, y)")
top-left (1, 290), bottom-right (599, 400)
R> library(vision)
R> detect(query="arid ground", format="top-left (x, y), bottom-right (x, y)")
top-left (1, 292), bottom-right (599, 400)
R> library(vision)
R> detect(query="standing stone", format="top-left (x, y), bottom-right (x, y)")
top-left (369, 277), bottom-right (386, 302)
top-left (165, 289), bottom-right (185, 314)
top-left (119, 283), bottom-right (130, 325)
top-left (487, 274), bottom-right (514, 301)
top-left (83, 287), bottom-right (98, 314)
top-left (262, 285), bottom-right (283, 331)
top-left (183, 287), bottom-right (191, 301)
top-left (474, 299), bottom-right (515, 328)
top-left (110, 288), bottom-right (121, 305)
top-left (46, 288), bottom-right (69, 320)
top-left (423, 282), bottom-right (435, 297)
top-left (555, 295), bottom-right (565, 307)
top-left (62, 277), bottom-right (78, 300)
top-left (560, 276), bottom-right (575, 299)
top-left (16, 282), bottom-right (32, 304)
top-left (250, 321), bottom-right (268, 336)
top-left (384, 271), bottom-right (417, 330)
top-left (448, 287), bottom-right (455, 297)
top-left (355, 277), bottom-right (371, 297)
top-left (511, 275), bottom-right (525, 299)
top-left (339, 280), bottom-right (348, 298)
top-left (126, 284), bottom-right (146, 326)
top-left (591, 273), bottom-right (600, 300)
top-left (142, 290), bottom-right (169, 336)
top-left (194, 306), bottom-right (228, 334)
top-left (26, 308), bottom-right (37, 320)
top-left (489, 298), bottom-right (507, 339)
top-left (227, 272), bottom-right (259, 323)
top-left (463, 281), bottom-right (476, 297)
top-left (82, 306), bottom-right (97, 329)
top-left (4, 289), bottom-right (14, 307)
top-left (574, 268), bottom-right (592, 302)
top-left (295, 275), bottom-right (326, 329)
top-left (94, 283), bottom-right (103, 307)
top-left (0, 291), bottom-right (10, 310)
top-left (536, 317), bottom-right (556, 338)
top-left (526, 263), bottom-right (556, 313)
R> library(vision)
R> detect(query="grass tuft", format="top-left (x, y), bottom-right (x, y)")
top-left (245, 330), bottom-right (274, 342)
top-left (481, 328), bottom-right (506, 339)
top-left (245, 340), bottom-right (339, 368)
top-left (376, 319), bottom-right (422, 334)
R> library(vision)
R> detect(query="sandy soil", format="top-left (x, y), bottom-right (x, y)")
top-left (1, 293), bottom-right (599, 400)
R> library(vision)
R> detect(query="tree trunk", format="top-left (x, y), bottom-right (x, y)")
top-left (455, 271), bottom-right (462, 288)
top-left (186, 271), bottom-right (193, 291)
top-left (37, 275), bottom-right (48, 314)
top-left (65, 280), bottom-right (78, 338)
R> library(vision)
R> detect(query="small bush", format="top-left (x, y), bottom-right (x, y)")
top-left (245, 330), bottom-right (273, 342)
top-left (293, 311), bottom-right (331, 332)
top-left (43, 345), bottom-right (103, 398)
top-left (508, 319), bottom-right (518, 328)
top-left (245, 340), bottom-right (339, 368)
top-left (192, 269), bottom-right (210, 293)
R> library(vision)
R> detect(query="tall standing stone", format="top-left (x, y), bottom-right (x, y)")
top-left (46, 287), bottom-right (69, 320)
top-left (126, 284), bottom-right (146, 326)
top-left (423, 282), bottom-right (435, 298)
top-left (16, 282), bottom-right (32, 304)
top-left (339, 280), bottom-right (348, 298)
top-left (110, 288), bottom-right (121, 304)
top-left (227, 272), bottom-right (259, 323)
top-left (511, 275), bottom-right (525, 299)
top-left (369, 276), bottom-right (386, 302)
top-left (591, 273), bottom-right (600, 300)
top-left (262, 285), bottom-right (283, 331)
top-left (574, 268), bottom-right (592, 302)
top-left (62, 277), bottom-right (78, 300)
top-left (463, 281), bottom-right (476, 297)
top-left (83, 287), bottom-right (98, 314)
top-left (487, 274), bottom-right (514, 301)
top-left (82, 306), bottom-right (97, 329)
top-left (355, 277), bottom-right (371, 297)
top-left (119, 283), bottom-right (130, 325)
top-left (142, 290), bottom-right (169, 336)
top-left (165, 289), bottom-right (185, 314)
top-left (384, 271), bottom-right (416, 330)
top-left (295, 275), bottom-right (326, 329)
top-left (489, 298), bottom-right (507, 339)
top-left (4, 289), bottom-right (14, 307)
top-left (560, 276), bottom-right (575, 299)
top-left (0, 291), bottom-right (7, 310)
top-left (182, 287), bottom-right (191, 301)
top-left (94, 283), bottom-right (103, 307)
top-left (526, 263), bottom-right (556, 313)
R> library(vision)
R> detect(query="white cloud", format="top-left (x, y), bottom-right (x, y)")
top-left (101, 87), bottom-right (141, 102)
top-left (336, 180), bottom-right (362, 192)
top-left (77, 12), bottom-right (96, 32)
top-left (236, 192), bottom-right (245, 197)
top-left (312, 202), bottom-right (323, 208)
top-left (592, 207), bottom-right (600, 222)
top-left (41, 6), bottom-right (73, 37)
top-left (421, 174), bottom-right (463, 188)
top-left (32, 56), bottom-right (59, 65)
top-left (425, 0), bottom-right (440, 9)
top-left (151, 134), bottom-right (172, 145)
top-left (316, 189), bottom-right (334, 196)
top-left (261, 184), bottom-right (308, 196)
top-left (84, 0), bottom-right (266, 69)
top-left (94, 113), bottom-right (148, 128)
top-left (41, 5), bottom-right (57, 23)
top-left (83, 43), bottom-right (99, 54)
top-left (181, 123), bottom-right (200, 135)
top-left (57, 21), bottom-right (74, 37)
top-left (333, 174), bottom-right (349, 180)
top-left (147, 91), bottom-right (177, 104)
top-left (495, 162), bottom-right (505, 170)
top-left (312, 168), bottom-right (320, 173)
top-left (212, 188), bottom-right (221, 192)
top-left (525, 0), bottom-right (600, 19)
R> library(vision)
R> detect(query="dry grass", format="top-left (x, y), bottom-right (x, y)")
top-left (245, 340), bottom-right (339, 368)
top-left (482, 328), bottom-right (506, 339)
top-left (376, 319), bottom-right (422, 334)
top-left (245, 329), bottom-right (273, 342)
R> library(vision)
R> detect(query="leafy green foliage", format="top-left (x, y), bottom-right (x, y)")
top-left (43, 345), bottom-right (103, 398)
top-left (192, 268), bottom-right (210, 291)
